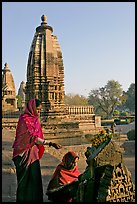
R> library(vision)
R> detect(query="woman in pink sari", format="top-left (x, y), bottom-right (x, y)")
top-left (12, 98), bottom-right (62, 202)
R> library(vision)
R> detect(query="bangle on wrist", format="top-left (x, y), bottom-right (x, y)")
top-left (43, 140), bottom-right (52, 146)
top-left (43, 139), bottom-right (46, 145)
top-left (49, 142), bottom-right (52, 147)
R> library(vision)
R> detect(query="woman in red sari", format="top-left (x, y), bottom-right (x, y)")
top-left (46, 151), bottom-right (81, 202)
top-left (12, 98), bottom-right (62, 202)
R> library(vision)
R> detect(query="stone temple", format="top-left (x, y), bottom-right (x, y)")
top-left (2, 15), bottom-right (102, 145)
top-left (25, 15), bottom-right (65, 117)
top-left (2, 63), bottom-right (17, 112)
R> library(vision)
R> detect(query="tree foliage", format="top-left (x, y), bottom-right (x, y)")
top-left (64, 81), bottom-right (134, 119)
top-left (88, 80), bottom-right (126, 119)
top-left (127, 129), bottom-right (135, 140)
top-left (65, 93), bottom-right (89, 106)
top-left (16, 95), bottom-right (23, 109)
top-left (123, 83), bottom-right (135, 113)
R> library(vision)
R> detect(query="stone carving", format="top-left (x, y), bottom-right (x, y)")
top-left (76, 137), bottom-right (135, 202)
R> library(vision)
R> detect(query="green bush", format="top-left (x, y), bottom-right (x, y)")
top-left (114, 118), bottom-right (120, 125)
top-left (120, 111), bottom-right (130, 116)
top-left (113, 110), bottom-right (120, 116)
top-left (114, 118), bottom-right (130, 125)
top-left (127, 129), bottom-right (135, 140)
top-left (102, 118), bottom-right (132, 126)
top-left (120, 119), bottom-right (130, 125)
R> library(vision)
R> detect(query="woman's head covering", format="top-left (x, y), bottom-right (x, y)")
top-left (62, 151), bottom-right (79, 169)
top-left (12, 98), bottom-right (44, 165)
top-left (47, 151), bottom-right (80, 189)
top-left (47, 151), bottom-right (80, 202)
top-left (24, 98), bottom-right (39, 117)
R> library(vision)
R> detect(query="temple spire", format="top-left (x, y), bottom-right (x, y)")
top-left (26, 15), bottom-right (65, 116)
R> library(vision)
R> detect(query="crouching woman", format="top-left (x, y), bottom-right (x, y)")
top-left (46, 151), bottom-right (81, 202)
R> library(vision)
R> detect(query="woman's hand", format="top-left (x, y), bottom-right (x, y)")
top-left (49, 142), bottom-right (62, 149)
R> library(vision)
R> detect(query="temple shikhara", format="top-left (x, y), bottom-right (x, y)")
top-left (24, 15), bottom-right (102, 144)
top-left (2, 63), bottom-right (17, 112)
top-left (2, 15), bottom-right (102, 145)
top-left (25, 15), bottom-right (65, 116)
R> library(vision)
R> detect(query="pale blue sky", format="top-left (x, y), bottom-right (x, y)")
top-left (2, 2), bottom-right (135, 97)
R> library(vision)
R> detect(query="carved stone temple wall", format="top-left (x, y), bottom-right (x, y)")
top-left (2, 63), bottom-right (17, 112)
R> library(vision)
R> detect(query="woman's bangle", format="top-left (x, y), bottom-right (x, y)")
top-left (43, 139), bottom-right (46, 145)
top-left (43, 140), bottom-right (52, 146)
top-left (49, 142), bottom-right (52, 147)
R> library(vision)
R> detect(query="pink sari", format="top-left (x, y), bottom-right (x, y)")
top-left (12, 98), bottom-right (45, 166)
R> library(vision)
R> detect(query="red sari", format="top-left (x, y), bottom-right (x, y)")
top-left (12, 98), bottom-right (45, 166)
top-left (47, 151), bottom-right (81, 202)
top-left (12, 98), bottom-right (45, 202)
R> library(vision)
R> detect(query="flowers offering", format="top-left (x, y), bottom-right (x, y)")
top-left (90, 130), bottom-right (112, 148)
top-left (99, 129), bottom-right (106, 135)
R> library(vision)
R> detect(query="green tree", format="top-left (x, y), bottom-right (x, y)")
top-left (113, 110), bottom-right (120, 116)
top-left (65, 93), bottom-right (89, 106)
top-left (88, 80), bottom-right (125, 119)
top-left (124, 83), bottom-right (135, 113)
top-left (16, 95), bottom-right (23, 110)
top-left (119, 111), bottom-right (130, 116)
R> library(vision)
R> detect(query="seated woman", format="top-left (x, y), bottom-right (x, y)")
top-left (46, 151), bottom-right (81, 202)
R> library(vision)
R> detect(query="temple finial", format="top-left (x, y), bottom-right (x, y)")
top-left (5, 63), bottom-right (8, 67)
top-left (41, 15), bottom-right (47, 24)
